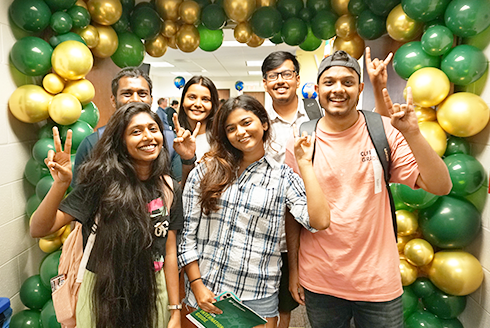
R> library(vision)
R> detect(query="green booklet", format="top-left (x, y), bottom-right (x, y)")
top-left (187, 297), bottom-right (267, 328)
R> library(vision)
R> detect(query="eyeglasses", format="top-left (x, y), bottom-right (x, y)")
top-left (265, 70), bottom-right (296, 81)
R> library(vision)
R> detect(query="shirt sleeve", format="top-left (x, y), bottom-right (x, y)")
top-left (59, 185), bottom-right (95, 226)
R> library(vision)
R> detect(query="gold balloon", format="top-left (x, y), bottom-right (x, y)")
top-left (335, 15), bottom-right (357, 39)
top-left (400, 259), bottom-right (418, 286)
top-left (386, 4), bottom-right (423, 42)
top-left (8, 85), bottom-right (52, 123)
top-left (155, 0), bottom-right (183, 21)
top-left (396, 210), bottom-right (418, 236)
top-left (234, 21), bottom-right (253, 43)
top-left (256, 0), bottom-right (275, 7)
top-left (87, 0), bottom-right (122, 25)
top-left (63, 79), bottom-right (95, 105)
top-left (146, 35), bottom-right (168, 57)
top-left (161, 20), bottom-right (179, 38)
top-left (49, 93), bottom-right (82, 125)
top-left (247, 33), bottom-right (265, 47)
top-left (437, 92), bottom-right (490, 137)
top-left (429, 250), bottom-right (483, 296)
top-left (91, 24), bottom-right (118, 58)
top-left (75, 0), bottom-right (88, 9)
top-left (52, 40), bottom-right (94, 80)
top-left (415, 106), bottom-right (436, 122)
top-left (167, 35), bottom-right (178, 49)
top-left (331, 0), bottom-right (350, 16)
top-left (74, 25), bottom-right (100, 49)
top-left (43, 225), bottom-right (67, 241)
top-left (179, 1), bottom-right (201, 25)
top-left (223, 0), bottom-right (256, 23)
top-left (43, 73), bottom-right (65, 94)
top-left (61, 224), bottom-right (72, 244)
top-left (397, 234), bottom-right (414, 254)
top-left (404, 238), bottom-right (434, 267)
top-left (39, 237), bottom-right (62, 253)
top-left (176, 24), bottom-right (200, 53)
top-left (332, 34), bottom-right (365, 60)
top-left (418, 121), bottom-right (447, 157)
top-left (406, 68), bottom-right (450, 107)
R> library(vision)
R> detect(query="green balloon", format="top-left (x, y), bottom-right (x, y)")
top-left (299, 25), bottom-right (322, 51)
top-left (198, 24), bottom-right (224, 51)
top-left (392, 183), bottom-right (439, 209)
top-left (112, 13), bottom-right (131, 34)
top-left (39, 250), bottom-right (62, 289)
top-left (9, 0), bottom-right (51, 33)
top-left (50, 11), bottom-right (73, 35)
top-left (306, 0), bottom-right (331, 12)
top-left (25, 157), bottom-right (50, 186)
top-left (364, 0), bottom-right (400, 16)
top-left (10, 309), bottom-right (43, 328)
top-left (411, 277), bottom-right (437, 299)
top-left (465, 183), bottom-right (487, 213)
top-left (130, 6), bottom-right (161, 40)
top-left (423, 288), bottom-right (466, 319)
top-left (356, 9), bottom-right (386, 40)
top-left (402, 286), bottom-right (419, 320)
top-left (391, 184), bottom-right (413, 211)
top-left (423, 17), bottom-right (446, 32)
top-left (311, 10), bottom-right (338, 40)
top-left (439, 318), bottom-right (464, 328)
top-left (281, 17), bottom-right (308, 46)
top-left (444, 153), bottom-right (485, 196)
top-left (49, 32), bottom-right (86, 48)
top-left (45, 0), bottom-right (77, 11)
top-left (348, 0), bottom-right (367, 16)
top-left (20, 275), bottom-right (52, 310)
top-left (111, 33), bottom-right (145, 68)
top-left (11, 37), bottom-right (53, 76)
top-left (36, 175), bottom-right (55, 200)
top-left (33, 138), bottom-right (56, 166)
top-left (441, 44), bottom-right (488, 85)
top-left (299, 7), bottom-right (314, 22)
top-left (195, 0), bottom-right (211, 8)
top-left (26, 194), bottom-right (42, 218)
top-left (67, 5), bottom-right (91, 29)
top-left (405, 310), bottom-right (444, 328)
top-left (79, 102), bottom-right (100, 129)
top-left (277, 0), bottom-right (304, 19)
top-left (463, 24), bottom-right (490, 51)
top-left (401, 0), bottom-right (451, 22)
top-left (201, 4), bottom-right (227, 30)
top-left (421, 25), bottom-right (453, 56)
top-left (444, 136), bottom-right (470, 156)
top-left (392, 41), bottom-right (441, 80)
top-left (41, 299), bottom-right (61, 328)
top-left (121, 0), bottom-right (136, 14)
top-left (251, 6), bottom-right (283, 39)
top-left (419, 196), bottom-right (481, 248)
top-left (270, 31), bottom-right (284, 44)
top-left (60, 120), bottom-right (94, 152)
top-left (444, 0), bottom-right (490, 37)
top-left (454, 67), bottom-right (489, 95)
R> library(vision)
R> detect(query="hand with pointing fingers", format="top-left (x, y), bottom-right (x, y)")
top-left (45, 127), bottom-right (72, 185)
top-left (172, 113), bottom-right (201, 161)
top-left (382, 87), bottom-right (419, 136)
top-left (365, 46), bottom-right (393, 90)
top-left (293, 124), bottom-right (315, 166)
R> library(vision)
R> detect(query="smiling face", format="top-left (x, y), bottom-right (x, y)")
top-left (182, 83), bottom-right (213, 126)
top-left (263, 59), bottom-right (300, 105)
top-left (112, 76), bottom-right (153, 109)
top-left (124, 112), bottom-right (163, 168)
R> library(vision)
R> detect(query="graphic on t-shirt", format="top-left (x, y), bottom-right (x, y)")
top-left (360, 149), bottom-right (378, 162)
top-left (148, 197), bottom-right (169, 238)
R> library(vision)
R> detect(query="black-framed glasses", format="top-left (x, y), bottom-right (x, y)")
top-left (265, 70), bottom-right (296, 81)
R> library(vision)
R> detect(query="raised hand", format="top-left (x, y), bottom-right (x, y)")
top-left (382, 87), bottom-right (419, 136)
top-left (45, 127), bottom-right (72, 184)
top-left (365, 46), bottom-right (393, 89)
top-left (172, 113), bottom-right (201, 161)
top-left (293, 124), bottom-right (315, 165)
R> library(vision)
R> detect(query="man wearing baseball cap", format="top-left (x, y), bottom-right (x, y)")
top-left (284, 50), bottom-right (451, 327)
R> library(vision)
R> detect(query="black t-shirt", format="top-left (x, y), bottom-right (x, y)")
top-left (59, 179), bottom-right (183, 272)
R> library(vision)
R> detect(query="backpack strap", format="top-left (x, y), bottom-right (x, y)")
top-left (76, 220), bottom-right (97, 283)
top-left (360, 110), bottom-right (397, 241)
top-left (303, 98), bottom-right (323, 120)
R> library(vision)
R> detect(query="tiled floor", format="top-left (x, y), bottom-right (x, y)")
top-left (289, 305), bottom-right (311, 328)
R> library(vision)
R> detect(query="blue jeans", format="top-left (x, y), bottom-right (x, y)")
top-left (304, 288), bottom-right (403, 328)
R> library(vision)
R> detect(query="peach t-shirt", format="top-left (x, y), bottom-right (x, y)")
top-left (285, 113), bottom-right (420, 302)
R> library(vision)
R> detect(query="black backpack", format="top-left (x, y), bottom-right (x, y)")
top-left (299, 109), bottom-right (398, 240)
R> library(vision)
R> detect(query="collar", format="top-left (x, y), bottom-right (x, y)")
top-left (266, 96), bottom-right (308, 122)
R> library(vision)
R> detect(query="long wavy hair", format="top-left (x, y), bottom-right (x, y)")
top-left (177, 75), bottom-right (219, 133)
top-left (200, 95), bottom-right (271, 215)
top-left (77, 102), bottom-right (172, 328)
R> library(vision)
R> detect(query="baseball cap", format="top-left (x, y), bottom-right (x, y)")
top-left (317, 50), bottom-right (361, 82)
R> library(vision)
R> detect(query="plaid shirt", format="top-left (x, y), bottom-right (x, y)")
top-left (178, 155), bottom-right (317, 307)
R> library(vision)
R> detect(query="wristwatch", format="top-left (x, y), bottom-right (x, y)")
top-left (181, 154), bottom-right (197, 165)
top-left (167, 304), bottom-right (182, 310)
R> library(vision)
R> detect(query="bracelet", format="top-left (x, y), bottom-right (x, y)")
top-left (189, 277), bottom-right (202, 285)
top-left (181, 154), bottom-right (197, 165)
top-left (167, 304), bottom-right (182, 310)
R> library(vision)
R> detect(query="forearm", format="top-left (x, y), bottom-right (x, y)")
top-left (285, 211), bottom-right (301, 272)
top-left (165, 231), bottom-right (181, 307)
top-left (297, 163), bottom-right (330, 230)
top-left (373, 87), bottom-right (390, 117)
top-left (180, 164), bottom-right (194, 186)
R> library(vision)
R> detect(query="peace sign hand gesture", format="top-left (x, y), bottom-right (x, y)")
top-left (383, 87), bottom-right (419, 136)
top-left (45, 127), bottom-right (72, 185)
top-left (172, 113), bottom-right (201, 161)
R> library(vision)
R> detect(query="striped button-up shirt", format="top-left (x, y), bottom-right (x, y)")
top-left (178, 155), bottom-right (316, 307)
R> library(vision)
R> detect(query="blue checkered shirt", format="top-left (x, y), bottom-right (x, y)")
top-left (178, 155), bottom-right (317, 307)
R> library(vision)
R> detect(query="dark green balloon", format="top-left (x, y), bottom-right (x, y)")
top-left (411, 277), bottom-right (437, 299)
top-left (9, 0), bottom-right (51, 33)
top-left (39, 250), bottom-right (62, 289)
top-left (306, 0), bottom-right (331, 12)
top-left (356, 9), bottom-right (386, 40)
top-left (270, 31), bottom-right (284, 44)
top-left (60, 121), bottom-right (94, 152)
top-left (311, 10), bottom-right (338, 40)
top-left (445, 0), bottom-right (490, 37)
top-left (390, 184), bottom-right (413, 211)
top-left (25, 157), bottom-right (50, 186)
top-left (20, 275), bottom-right (51, 310)
top-left (299, 25), bottom-right (322, 51)
top-left (41, 299), bottom-right (61, 328)
top-left (444, 136), bottom-right (470, 156)
top-left (10, 309), bottom-right (43, 328)
top-left (444, 153), bottom-right (485, 196)
top-left (419, 196), bottom-right (481, 248)
top-left (198, 24), bottom-right (224, 52)
top-left (36, 175), bottom-right (54, 200)
top-left (195, 0), bottom-right (211, 8)
top-left (111, 33), bottom-right (145, 68)
top-left (50, 11), bottom-right (73, 35)
top-left (79, 102), bottom-right (100, 129)
top-left (299, 7), bottom-right (314, 22)
top-left (392, 183), bottom-right (439, 209)
top-left (348, 0), bottom-right (367, 16)
top-left (67, 5), bottom-right (91, 29)
top-left (26, 194), bottom-right (42, 218)
top-left (32, 138), bottom-right (55, 166)
top-left (439, 318), bottom-right (464, 328)
top-left (364, 0), bottom-right (400, 16)
top-left (10, 37), bottom-right (53, 76)
top-left (405, 310), bottom-right (444, 328)
top-left (441, 44), bottom-right (488, 85)
top-left (402, 286), bottom-right (419, 320)
top-left (281, 17), bottom-right (308, 46)
top-left (45, 0), bottom-right (77, 11)
top-left (465, 183), bottom-right (487, 213)
top-left (423, 17), bottom-right (446, 32)
top-left (392, 41), bottom-right (441, 80)
top-left (121, 0), bottom-right (136, 14)
top-left (251, 6), bottom-right (283, 39)
top-left (130, 6), bottom-right (161, 40)
top-left (277, 0), bottom-right (304, 19)
top-left (112, 13), bottom-right (131, 34)
top-left (49, 32), bottom-right (86, 47)
top-left (401, 0), bottom-right (451, 22)
top-left (202, 4), bottom-right (227, 30)
top-left (421, 25), bottom-right (453, 56)
top-left (423, 288), bottom-right (466, 320)
top-left (215, 0), bottom-right (224, 7)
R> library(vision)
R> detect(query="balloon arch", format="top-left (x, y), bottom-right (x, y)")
top-left (7, 0), bottom-right (490, 327)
